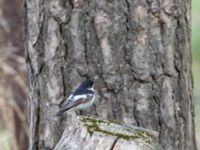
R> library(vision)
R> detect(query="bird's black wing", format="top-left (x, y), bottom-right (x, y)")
top-left (65, 89), bottom-right (94, 103)
top-left (57, 99), bottom-right (84, 116)
top-left (57, 94), bottom-right (94, 116)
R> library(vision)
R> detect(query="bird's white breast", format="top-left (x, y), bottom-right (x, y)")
top-left (77, 95), bottom-right (95, 110)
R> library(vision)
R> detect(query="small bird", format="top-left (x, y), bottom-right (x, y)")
top-left (57, 79), bottom-right (95, 116)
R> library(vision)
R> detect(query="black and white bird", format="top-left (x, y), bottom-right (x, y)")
top-left (57, 79), bottom-right (95, 116)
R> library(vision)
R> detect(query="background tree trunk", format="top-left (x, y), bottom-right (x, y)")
top-left (24, 0), bottom-right (196, 150)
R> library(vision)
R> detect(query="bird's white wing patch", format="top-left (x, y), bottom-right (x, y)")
top-left (87, 87), bottom-right (94, 92)
top-left (72, 94), bottom-right (87, 101)
top-left (67, 94), bottom-right (74, 102)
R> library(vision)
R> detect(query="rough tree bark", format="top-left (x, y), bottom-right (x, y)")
top-left (24, 0), bottom-right (196, 150)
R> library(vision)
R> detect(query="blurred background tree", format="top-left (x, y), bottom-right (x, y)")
top-left (0, 0), bottom-right (28, 150)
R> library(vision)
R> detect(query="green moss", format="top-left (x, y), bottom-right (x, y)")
top-left (79, 116), bottom-right (157, 145)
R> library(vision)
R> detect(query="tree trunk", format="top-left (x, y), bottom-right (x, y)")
top-left (24, 0), bottom-right (196, 150)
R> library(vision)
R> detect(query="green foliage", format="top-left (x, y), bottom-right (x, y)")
top-left (192, 0), bottom-right (200, 61)
top-left (0, 126), bottom-right (11, 150)
top-left (192, 0), bottom-right (200, 13)
top-left (192, 0), bottom-right (200, 140)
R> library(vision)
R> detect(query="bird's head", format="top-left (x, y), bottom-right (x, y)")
top-left (81, 79), bottom-right (94, 90)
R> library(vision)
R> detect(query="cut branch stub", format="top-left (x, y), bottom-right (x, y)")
top-left (53, 116), bottom-right (160, 150)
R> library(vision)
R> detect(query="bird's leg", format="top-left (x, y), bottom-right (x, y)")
top-left (93, 104), bottom-right (98, 116)
top-left (79, 110), bottom-right (84, 115)
top-left (75, 111), bottom-right (79, 115)
top-left (75, 110), bottom-right (83, 116)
